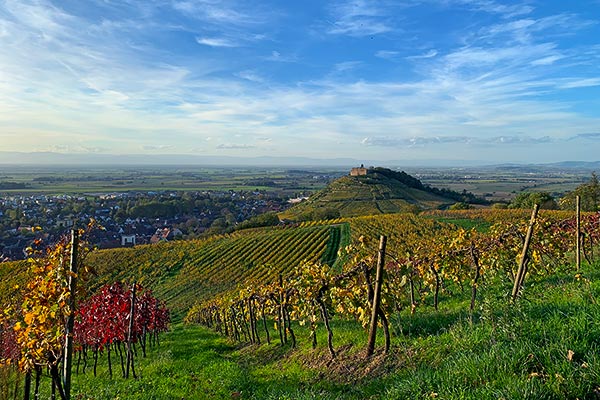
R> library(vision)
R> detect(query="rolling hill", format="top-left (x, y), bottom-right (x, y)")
top-left (0, 168), bottom-right (480, 319)
top-left (0, 223), bottom-right (341, 320)
top-left (280, 167), bottom-right (477, 219)
top-left (0, 211), bottom-right (458, 322)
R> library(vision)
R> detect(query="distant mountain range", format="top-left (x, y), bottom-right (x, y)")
top-left (0, 151), bottom-right (597, 169)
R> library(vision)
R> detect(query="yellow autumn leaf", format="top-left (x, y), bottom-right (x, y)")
top-left (24, 313), bottom-right (34, 325)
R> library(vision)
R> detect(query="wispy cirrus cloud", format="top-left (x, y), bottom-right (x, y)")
top-left (406, 49), bottom-right (438, 60)
top-left (264, 50), bottom-right (297, 63)
top-left (216, 143), bottom-right (255, 149)
top-left (172, 0), bottom-right (264, 26)
top-left (196, 36), bottom-right (239, 47)
top-left (326, 0), bottom-right (393, 37)
top-left (557, 78), bottom-right (600, 89)
top-left (449, 0), bottom-right (534, 18)
top-left (1, 0), bottom-right (599, 163)
top-left (235, 70), bottom-right (264, 83)
top-left (362, 134), bottom-right (553, 148)
top-left (375, 50), bottom-right (399, 60)
top-left (479, 14), bottom-right (596, 44)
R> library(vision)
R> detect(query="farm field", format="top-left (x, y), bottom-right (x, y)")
top-left (0, 166), bottom-right (343, 195)
top-left (0, 164), bottom-right (592, 201)
top-left (408, 165), bottom-right (590, 203)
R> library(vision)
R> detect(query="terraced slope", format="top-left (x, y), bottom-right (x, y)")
top-left (281, 168), bottom-right (457, 219)
top-left (345, 213), bottom-right (456, 256)
top-left (0, 224), bottom-right (339, 319)
top-left (0, 212), bottom-right (456, 320)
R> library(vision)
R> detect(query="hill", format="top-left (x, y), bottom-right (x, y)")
top-left (3, 209), bottom-right (597, 399)
top-left (280, 167), bottom-right (481, 219)
top-left (0, 212), bottom-right (449, 319)
top-left (0, 223), bottom-right (343, 320)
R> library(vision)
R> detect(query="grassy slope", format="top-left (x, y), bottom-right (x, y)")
top-left (14, 261), bottom-right (600, 400)
top-left (281, 172), bottom-right (455, 219)
top-left (0, 224), bottom-right (337, 320)
top-left (88, 224), bottom-right (337, 319)
top-left (3, 210), bottom-right (600, 398)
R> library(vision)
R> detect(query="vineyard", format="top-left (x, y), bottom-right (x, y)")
top-left (279, 170), bottom-right (457, 220)
top-left (0, 229), bottom-right (170, 399)
top-left (84, 224), bottom-right (337, 318)
top-left (2, 204), bottom-right (600, 398)
top-left (0, 224), bottom-right (341, 322)
top-left (184, 207), bottom-right (600, 395)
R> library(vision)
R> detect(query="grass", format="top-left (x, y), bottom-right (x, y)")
top-left (12, 261), bottom-right (599, 399)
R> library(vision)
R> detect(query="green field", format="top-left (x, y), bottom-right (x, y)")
top-left (0, 166), bottom-right (341, 195)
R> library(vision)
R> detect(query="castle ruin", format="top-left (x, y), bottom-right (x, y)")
top-left (350, 164), bottom-right (368, 176)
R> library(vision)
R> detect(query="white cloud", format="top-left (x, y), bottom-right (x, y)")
top-left (375, 50), bottom-right (399, 60)
top-left (531, 55), bottom-right (564, 66)
top-left (143, 145), bottom-right (174, 151)
top-left (196, 36), bottom-right (238, 47)
top-left (327, 0), bottom-right (393, 37)
top-left (334, 61), bottom-right (362, 72)
top-left (172, 1), bottom-right (263, 26)
top-left (265, 50), bottom-right (297, 62)
top-left (480, 14), bottom-right (595, 45)
top-left (216, 144), bottom-right (255, 149)
top-left (452, 0), bottom-right (534, 18)
top-left (406, 49), bottom-right (438, 60)
top-left (362, 134), bottom-right (553, 148)
top-left (558, 78), bottom-right (600, 89)
top-left (235, 70), bottom-right (264, 83)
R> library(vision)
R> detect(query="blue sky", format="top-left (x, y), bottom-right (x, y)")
top-left (0, 0), bottom-right (599, 164)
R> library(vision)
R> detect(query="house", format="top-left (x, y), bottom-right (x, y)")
top-left (121, 234), bottom-right (136, 246)
top-left (150, 227), bottom-right (183, 243)
top-left (56, 217), bottom-right (74, 228)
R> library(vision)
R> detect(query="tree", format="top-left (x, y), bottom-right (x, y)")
top-left (509, 192), bottom-right (557, 210)
top-left (560, 172), bottom-right (600, 212)
top-left (449, 202), bottom-right (472, 210)
top-left (236, 212), bottom-right (280, 230)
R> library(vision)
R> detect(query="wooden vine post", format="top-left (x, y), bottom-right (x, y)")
top-left (278, 274), bottom-right (286, 345)
top-left (469, 243), bottom-right (481, 313)
top-left (63, 228), bottom-right (78, 400)
top-left (366, 235), bottom-right (386, 358)
top-left (511, 204), bottom-right (539, 301)
top-left (576, 195), bottom-right (581, 271)
top-left (125, 282), bottom-right (137, 379)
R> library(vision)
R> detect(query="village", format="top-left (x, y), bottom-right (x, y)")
top-left (0, 189), bottom-right (290, 261)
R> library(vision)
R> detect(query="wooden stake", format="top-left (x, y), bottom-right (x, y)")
top-left (63, 228), bottom-right (78, 400)
top-left (366, 235), bottom-right (386, 358)
top-left (125, 283), bottom-right (137, 379)
top-left (576, 195), bottom-right (581, 271)
top-left (469, 243), bottom-right (481, 313)
top-left (511, 204), bottom-right (539, 301)
top-left (24, 372), bottom-right (31, 400)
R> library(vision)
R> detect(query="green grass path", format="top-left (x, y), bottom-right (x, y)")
top-left (69, 324), bottom-right (355, 400)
